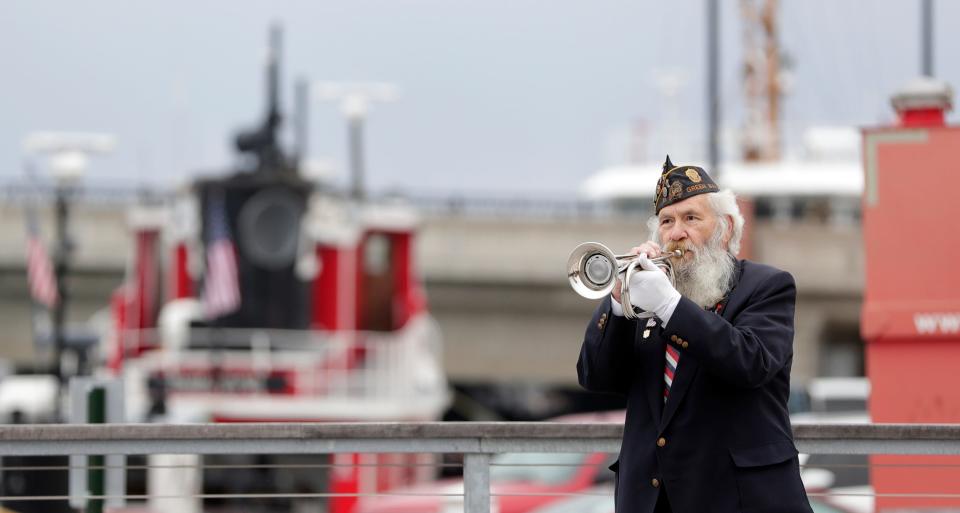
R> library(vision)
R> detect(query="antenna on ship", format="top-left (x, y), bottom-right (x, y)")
top-left (235, 23), bottom-right (293, 176)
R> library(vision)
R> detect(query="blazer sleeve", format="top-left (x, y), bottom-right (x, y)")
top-left (662, 270), bottom-right (796, 389)
top-left (577, 296), bottom-right (638, 395)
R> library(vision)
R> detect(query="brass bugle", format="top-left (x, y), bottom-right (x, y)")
top-left (567, 242), bottom-right (681, 319)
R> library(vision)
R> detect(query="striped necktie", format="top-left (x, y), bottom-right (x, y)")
top-left (664, 345), bottom-right (680, 403)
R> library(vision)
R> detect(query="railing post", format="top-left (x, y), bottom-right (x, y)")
top-left (87, 386), bottom-right (105, 513)
top-left (463, 453), bottom-right (491, 513)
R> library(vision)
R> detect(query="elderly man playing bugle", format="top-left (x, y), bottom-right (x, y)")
top-left (577, 156), bottom-right (813, 513)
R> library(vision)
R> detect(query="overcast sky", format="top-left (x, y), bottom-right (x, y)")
top-left (2, 1), bottom-right (957, 198)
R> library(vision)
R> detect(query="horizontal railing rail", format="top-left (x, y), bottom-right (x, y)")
top-left (2, 422), bottom-right (960, 455)
top-left (1, 422), bottom-right (958, 512)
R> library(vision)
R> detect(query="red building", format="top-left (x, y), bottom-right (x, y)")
top-left (862, 77), bottom-right (960, 511)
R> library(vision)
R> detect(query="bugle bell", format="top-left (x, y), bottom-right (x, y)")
top-left (566, 242), bottom-right (681, 319)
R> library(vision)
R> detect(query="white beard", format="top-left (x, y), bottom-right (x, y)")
top-left (669, 231), bottom-right (736, 309)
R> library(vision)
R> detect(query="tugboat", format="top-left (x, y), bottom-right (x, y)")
top-left (101, 26), bottom-right (449, 513)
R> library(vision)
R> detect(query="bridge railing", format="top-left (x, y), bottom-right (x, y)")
top-left (0, 422), bottom-right (959, 512)
top-left (1, 182), bottom-right (622, 219)
top-left (2, 182), bottom-right (866, 225)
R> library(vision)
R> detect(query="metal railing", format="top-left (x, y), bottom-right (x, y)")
top-left (0, 422), bottom-right (959, 512)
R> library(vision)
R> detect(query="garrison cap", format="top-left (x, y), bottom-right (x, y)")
top-left (654, 155), bottom-right (719, 214)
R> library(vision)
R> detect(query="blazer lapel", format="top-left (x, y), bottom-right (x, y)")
top-left (635, 320), bottom-right (666, 423)
top-left (715, 259), bottom-right (747, 323)
top-left (659, 259), bottom-right (745, 431)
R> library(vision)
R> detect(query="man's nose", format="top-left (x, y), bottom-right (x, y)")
top-left (667, 224), bottom-right (687, 241)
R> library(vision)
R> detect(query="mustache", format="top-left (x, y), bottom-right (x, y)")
top-left (663, 242), bottom-right (695, 257)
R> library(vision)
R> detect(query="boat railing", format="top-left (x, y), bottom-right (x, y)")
top-left (110, 314), bottom-right (447, 406)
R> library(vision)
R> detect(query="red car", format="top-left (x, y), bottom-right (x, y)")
top-left (355, 411), bottom-right (624, 513)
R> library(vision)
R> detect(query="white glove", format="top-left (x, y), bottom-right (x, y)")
top-left (610, 296), bottom-right (625, 317)
top-left (627, 255), bottom-right (682, 325)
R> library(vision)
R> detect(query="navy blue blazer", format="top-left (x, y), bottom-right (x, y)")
top-left (577, 260), bottom-right (812, 513)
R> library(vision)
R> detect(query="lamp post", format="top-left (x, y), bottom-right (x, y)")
top-left (22, 132), bottom-right (115, 383)
top-left (51, 152), bottom-right (82, 383)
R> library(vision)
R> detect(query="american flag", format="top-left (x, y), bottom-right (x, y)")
top-left (201, 191), bottom-right (241, 319)
top-left (24, 205), bottom-right (58, 309)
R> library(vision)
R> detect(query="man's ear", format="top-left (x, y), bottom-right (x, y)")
top-left (723, 214), bottom-right (734, 246)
